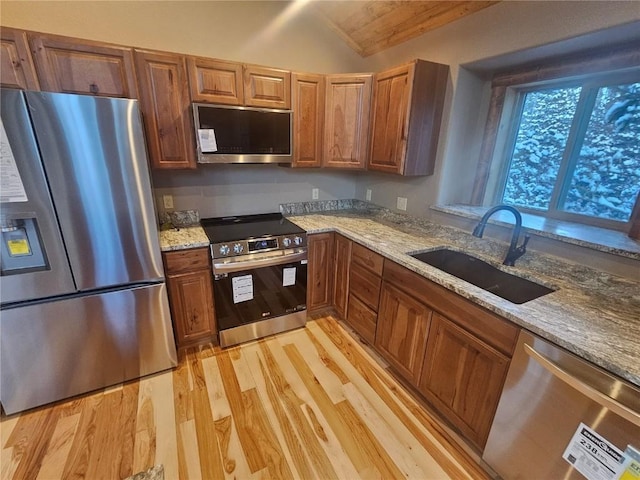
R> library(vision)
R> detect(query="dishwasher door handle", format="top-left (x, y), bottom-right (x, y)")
top-left (524, 343), bottom-right (640, 427)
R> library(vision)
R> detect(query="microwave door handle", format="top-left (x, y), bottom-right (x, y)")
top-left (523, 343), bottom-right (640, 427)
top-left (213, 251), bottom-right (307, 275)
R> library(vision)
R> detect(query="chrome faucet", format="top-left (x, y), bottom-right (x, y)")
top-left (472, 205), bottom-right (530, 266)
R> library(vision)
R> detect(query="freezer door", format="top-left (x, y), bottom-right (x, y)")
top-left (0, 89), bottom-right (76, 304)
top-left (25, 91), bottom-right (164, 290)
top-left (0, 283), bottom-right (177, 415)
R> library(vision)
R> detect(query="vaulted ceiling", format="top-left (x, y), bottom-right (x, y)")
top-left (311, 1), bottom-right (499, 57)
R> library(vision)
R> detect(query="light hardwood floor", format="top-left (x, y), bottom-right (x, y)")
top-left (1, 316), bottom-right (491, 480)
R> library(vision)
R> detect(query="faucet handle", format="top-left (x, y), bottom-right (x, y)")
top-left (520, 234), bottom-right (530, 250)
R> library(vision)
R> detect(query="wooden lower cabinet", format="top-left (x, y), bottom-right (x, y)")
top-left (375, 281), bottom-right (432, 385)
top-left (307, 233), bottom-right (335, 312)
top-left (163, 248), bottom-right (216, 347)
top-left (332, 234), bottom-right (351, 317)
top-left (418, 313), bottom-right (510, 450)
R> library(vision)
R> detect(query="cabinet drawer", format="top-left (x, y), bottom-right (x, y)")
top-left (350, 262), bottom-right (382, 311)
top-left (163, 248), bottom-right (211, 274)
top-left (351, 242), bottom-right (384, 275)
top-left (383, 260), bottom-right (518, 356)
top-left (346, 293), bottom-right (377, 344)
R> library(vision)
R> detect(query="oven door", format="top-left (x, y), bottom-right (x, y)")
top-left (212, 251), bottom-right (307, 346)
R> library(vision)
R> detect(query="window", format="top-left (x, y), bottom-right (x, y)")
top-left (472, 44), bottom-right (640, 236)
top-left (500, 79), bottom-right (640, 227)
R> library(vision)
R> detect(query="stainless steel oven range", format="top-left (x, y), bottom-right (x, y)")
top-left (201, 213), bottom-right (307, 348)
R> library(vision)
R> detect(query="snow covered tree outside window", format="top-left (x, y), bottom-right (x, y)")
top-left (501, 81), bottom-right (640, 223)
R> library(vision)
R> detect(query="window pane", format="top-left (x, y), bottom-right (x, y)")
top-left (502, 87), bottom-right (581, 210)
top-left (561, 82), bottom-right (640, 221)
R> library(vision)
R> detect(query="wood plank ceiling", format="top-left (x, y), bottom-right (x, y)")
top-left (311, 1), bottom-right (499, 57)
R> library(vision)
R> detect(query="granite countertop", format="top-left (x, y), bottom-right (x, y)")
top-left (157, 205), bottom-right (640, 387)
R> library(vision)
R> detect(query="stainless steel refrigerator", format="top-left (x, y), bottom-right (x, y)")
top-left (0, 88), bottom-right (177, 415)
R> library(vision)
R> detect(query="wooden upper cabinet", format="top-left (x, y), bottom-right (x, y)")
top-left (243, 65), bottom-right (291, 109)
top-left (187, 56), bottom-right (243, 105)
top-left (1, 27), bottom-right (39, 90)
top-left (368, 59), bottom-right (448, 176)
top-left (323, 74), bottom-right (372, 169)
top-left (29, 33), bottom-right (137, 97)
top-left (292, 72), bottom-right (325, 167)
top-left (134, 50), bottom-right (196, 169)
top-left (418, 313), bottom-right (510, 449)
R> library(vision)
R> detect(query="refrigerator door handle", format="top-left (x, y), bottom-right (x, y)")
top-left (524, 343), bottom-right (640, 426)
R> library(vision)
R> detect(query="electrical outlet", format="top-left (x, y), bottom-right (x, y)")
top-left (397, 196), bottom-right (407, 211)
top-left (312, 188), bottom-right (319, 200)
top-left (366, 189), bottom-right (372, 201)
top-left (163, 194), bottom-right (174, 210)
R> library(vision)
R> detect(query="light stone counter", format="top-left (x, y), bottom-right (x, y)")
top-left (159, 226), bottom-right (209, 252)
top-left (287, 209), bottom-right (640, 388)
top-left (156, 204), bottom-right (639, 387)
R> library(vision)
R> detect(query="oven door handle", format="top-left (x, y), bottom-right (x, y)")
top-left (213, 251), bottom-right (307, 275)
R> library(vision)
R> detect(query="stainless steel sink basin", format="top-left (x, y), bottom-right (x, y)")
top-left (410, 248), bottom-right (555, 304)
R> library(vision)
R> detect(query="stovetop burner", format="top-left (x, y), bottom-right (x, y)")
top-left (201, 213), bottom-right (307, 259)
top-left (200, 212), bottom-right (305, 243)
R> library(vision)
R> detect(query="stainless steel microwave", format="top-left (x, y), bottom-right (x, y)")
top-left (193, 103), bottom-right (292, 164)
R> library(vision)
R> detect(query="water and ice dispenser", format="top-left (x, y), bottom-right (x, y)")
top-left (0, 216), bottom-right (49, 275)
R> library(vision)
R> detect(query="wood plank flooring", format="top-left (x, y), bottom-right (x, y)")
top-left (1, 316), bottom-right (491, 480)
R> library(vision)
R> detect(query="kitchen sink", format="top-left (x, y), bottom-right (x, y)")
top-left (410, 248), bottom-right (555, 304)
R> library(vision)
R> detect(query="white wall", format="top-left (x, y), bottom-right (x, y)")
top-left (2, 1), bottom-right (639, 218)
top-left (355, 1), bottom-right (640, 218)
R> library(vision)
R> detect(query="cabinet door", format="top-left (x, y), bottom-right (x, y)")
top-left (134, 50), bottom-right (196, 169)
top-left (332, 233), bottom-right (351, 318)
top-left (29, 33), bottom-right (137, 97)
top-left (323, 74), bottom-right (372, 169)
top-left (418, 313), bottom-right (509, 450)
top-left (0, 27), bottom-right (39, 90)
top-left (167, 269), bottom-right (216, 347)
top-left (243, 65), bottom-right (291, 109)
top-left (307, 233), bottom-right (334, 312)
top-left (368, 60), bottom-right (448, 176)
top-left (292, 72), bottom-right (325, 167)
top-left (375, 281), bottom-right (432, 385)
top-left (187, 56), bottom-right (243, 105)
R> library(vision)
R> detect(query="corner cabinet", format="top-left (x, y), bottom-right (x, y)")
top-left (368, 59), bottom-right (448, 176)
top-left (134, 49), bottom-right (196, 169)
top-left (292, 72), bottom-right (325, 167)
top-left (0, 27), bottom-right (39, 90)
top-left (163, 248), bottom-right (216, 348)
top-left (332, 234), bottom-right (352, 318)
top-left (307, 233), bottom-right (335, 313)
top-left (323, 74), bottom-right (372, 169)
top-left (29, 33), bottom-right (137, 98)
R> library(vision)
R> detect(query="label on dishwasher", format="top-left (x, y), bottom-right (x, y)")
top-left (283, 267), bottom-right (296, 287)
top-left (563, 423), bottom-right (625, 480)
top-left (617, 445), bottom-right (640, 480)
top-left (232, 274), bottom-right (253, 303)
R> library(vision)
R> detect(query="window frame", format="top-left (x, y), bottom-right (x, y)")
top-left (471, 42), bottom-right (640, 238)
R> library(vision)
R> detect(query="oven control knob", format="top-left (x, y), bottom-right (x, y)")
top-left (219, 244), bottom-right (230, 256)
top-left (294, 236), bottom-right (303, 246)
top-left (282, 237), bottom-right (292, 247)
top-left (233, 243), bottom-right (244, 254)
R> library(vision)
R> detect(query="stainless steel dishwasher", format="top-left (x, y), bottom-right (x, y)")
top-left (483, 330), bottom-right (640, 480)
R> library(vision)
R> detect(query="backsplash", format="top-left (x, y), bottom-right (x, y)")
top-left (280, 199), bottom-right (379, 215)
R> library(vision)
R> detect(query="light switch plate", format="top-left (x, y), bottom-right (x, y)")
top-left (397, 196), bottom-right (407, 211)
top-left (312, 188), bottom-right (319, 200)
top-left (163, 194), bottom-right (174, 210)
top-left (366, 189), bottom-right (372, 201)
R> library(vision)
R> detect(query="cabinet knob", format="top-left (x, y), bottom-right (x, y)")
top-left (89, 83), bottom-right (99, 94)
